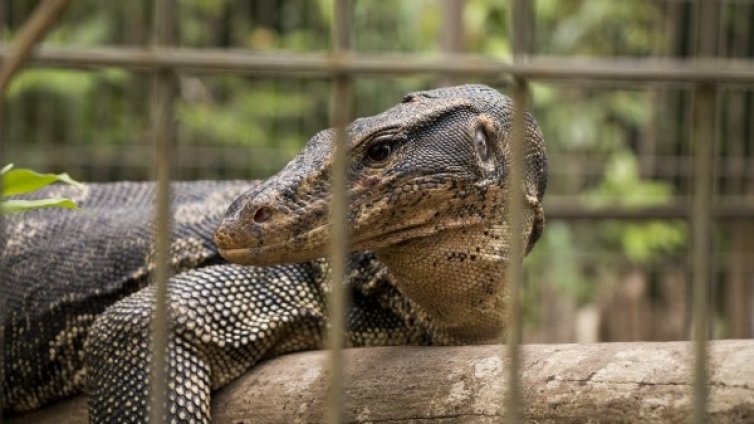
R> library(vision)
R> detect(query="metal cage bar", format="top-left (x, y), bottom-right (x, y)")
top-left (148, 0), bottom-right (177, 422)
top-left (506, 0), bottom-right (534, 421)
top-left (505, 78), bottom-right (528, 423)
top-left (325, 1), bottom-right (352, 423)
top-left (691, 0), bottom-right (721, 422)
top-left (0, 0), bottom-right (737, 422)
top-left (440, 0), bottom-right (465, 86)
top-left (3, 46), bottom-right (754, 83)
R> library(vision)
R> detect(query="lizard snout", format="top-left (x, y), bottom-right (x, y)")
top-left (214, 217), bottom-right (260, 251)
top-left (214, 195), bottom-right (277, 260)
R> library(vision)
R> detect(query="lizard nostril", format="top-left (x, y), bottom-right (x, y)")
top-left (253, 207), bottom-right (272, 224)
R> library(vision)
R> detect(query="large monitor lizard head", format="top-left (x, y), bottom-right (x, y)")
top-left (215, 84), bottom-right (547, 342)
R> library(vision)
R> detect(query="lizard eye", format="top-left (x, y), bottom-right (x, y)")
top-left (367, 143), bottom-right (392, 162)
top-left (365, 136), bottom-right (395, 164)
top-left (474, 127), bottom-right (490, 162)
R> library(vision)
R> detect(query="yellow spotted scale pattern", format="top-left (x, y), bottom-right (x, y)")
top-left (87, 257), bottom-right (427, 423)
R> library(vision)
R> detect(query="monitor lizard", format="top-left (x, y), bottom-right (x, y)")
top-left (2, 84), bottom-right (547, 423)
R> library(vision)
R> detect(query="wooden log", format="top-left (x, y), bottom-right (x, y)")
top-left (7, 340), bottom-right (754, 423)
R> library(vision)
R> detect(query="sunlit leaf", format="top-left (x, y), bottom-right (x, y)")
top-left (2, 168), bottom-right (82, 196)
top-left (1, 198), bottom-right (80, 214)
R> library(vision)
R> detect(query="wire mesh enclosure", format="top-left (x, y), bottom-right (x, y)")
top-left (1, 0), bottom-right (753, 423)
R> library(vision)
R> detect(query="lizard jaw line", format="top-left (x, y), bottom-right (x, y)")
top-left (218, 247), bottom-right (307, 266)
top-left (217, 247), bottom-right (257, 265)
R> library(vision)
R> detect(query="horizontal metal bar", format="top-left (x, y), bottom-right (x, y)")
top-left (545, 204), bottom-right (754, 220)
top-left (5, 148), bottom-right (753, 220)
top-left (10, 142), bottom-right (754, 179)
top-left (2, 46), bottom-right (754, 83)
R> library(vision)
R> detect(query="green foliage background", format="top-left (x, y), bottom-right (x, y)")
top-left (4, 0), bottom-right (749, 340)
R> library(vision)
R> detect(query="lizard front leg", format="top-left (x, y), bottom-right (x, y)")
top-left (85, 262), bottom-right (327, 423)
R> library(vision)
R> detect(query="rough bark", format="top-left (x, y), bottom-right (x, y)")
top-left (7, 340), bottom-right (753, 423)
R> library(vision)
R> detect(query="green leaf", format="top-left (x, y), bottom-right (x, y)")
top-left (2, 168), bottom-right (82, 196)
top-left (1, 198), bottom-right (80, 214)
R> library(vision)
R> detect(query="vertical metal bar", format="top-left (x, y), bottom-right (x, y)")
top-left (691, 0), bottom-right (719, 423)
top-left (511, 0), bottom-right (534, 60)
top-left (148, 0), bottom-right (176, 423)
top-left (506, 0), bottom-right (533, 422)
top-left (325, 1), bottom-right (351, 423)
top-left (505, 78), bottom-right (527, 424)
top-left (440, 0), bottom-right (464, 86)
top-left (690, 82), bottom-right (716, 424)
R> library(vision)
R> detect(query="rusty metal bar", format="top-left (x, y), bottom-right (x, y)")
top-left (691, 76), bottom-right (716, 424)
top-left (148, 0), bottom-right (176, 423)
top-left (690, 0), bottom-right (720, 422)
top-left (511, 0), bottom-right (534, 60)
top-left (4, 46), bottom-right (754, 83)
top-left (545, 204), bottom-right (754, 220)
top-left (440, 0), bottom-right (465, 86)
top-left (0, 2), bottom-right (744, 423)
top-left (506, 0), bottom-right (534, 422)
top-left (324, 0), bottom-right (351, 423)
top-left (505, 79), bottom-right (528, 424)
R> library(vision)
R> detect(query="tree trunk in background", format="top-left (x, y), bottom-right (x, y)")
top-left (723, 0), bottom-right (754, 341)
top-left (598, 269), bottom-right (654, 341)
top-left (728, 223), bottom-right (754, 338)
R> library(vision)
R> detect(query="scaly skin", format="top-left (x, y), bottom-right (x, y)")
top-left (215, 84), bottom-right (547, 343)
top-left (2, 84), bottom-right (546, 423)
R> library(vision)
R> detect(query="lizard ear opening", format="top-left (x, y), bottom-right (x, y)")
top-left (474, 127), bottom-right (490, 162)
top-left (473, 115), bottom-right (498, 173)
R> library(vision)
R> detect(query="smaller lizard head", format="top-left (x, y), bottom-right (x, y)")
top-left (215, 84), bottom-right (546, 268)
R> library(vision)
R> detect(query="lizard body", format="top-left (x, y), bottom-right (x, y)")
top-left (2, 84), bottom-right (547, 423)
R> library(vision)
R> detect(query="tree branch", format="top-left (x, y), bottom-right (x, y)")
top-left (7, 340), bottom-right (754, 423)
top-left (0, 0), bottom-right (73, 94)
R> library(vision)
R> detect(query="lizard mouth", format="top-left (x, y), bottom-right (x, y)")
top-left (218, 246), bottom-right (288, 266)
top-left (217, 247), bottom-right (256, 264)
top-left (216, 177), bottom-right (489, 266)
top-left (217, 223), bottom-right (330, 266)
top-left (218, 245), bottom-right (324, 266)
top-left (217, 212), bottom-right (484, 266)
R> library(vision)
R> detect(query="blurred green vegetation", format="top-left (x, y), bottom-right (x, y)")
top-left (4, 0), bottom-right (744, 340)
